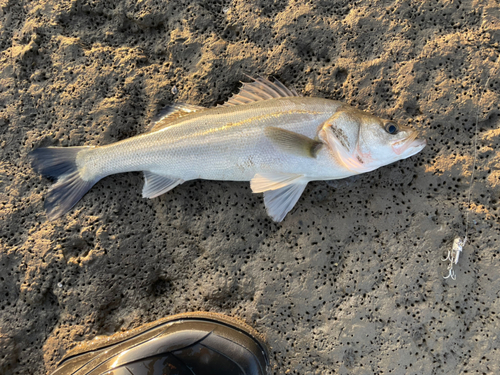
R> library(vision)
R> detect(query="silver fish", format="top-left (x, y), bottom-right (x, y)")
top-left (30, 77), bottom-right (426, 221)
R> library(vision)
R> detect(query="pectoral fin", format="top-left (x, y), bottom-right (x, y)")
top-left (264, 127), bottom-right (323, 158)
top-left (142, 171), bottom-right (184, 198)
top-left (250, 172), bottom-right (308, 222)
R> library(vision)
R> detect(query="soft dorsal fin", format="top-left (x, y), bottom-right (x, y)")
top-left (147, 103), bottom-right (205, 132)
top-left (220, 76), bottom-right (301, 107)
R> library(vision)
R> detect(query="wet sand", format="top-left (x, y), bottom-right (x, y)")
top-left (1, 0), bottom-right (500, 374)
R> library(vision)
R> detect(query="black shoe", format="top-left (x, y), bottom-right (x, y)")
top-left (51, 312), bottom-right (270, 375)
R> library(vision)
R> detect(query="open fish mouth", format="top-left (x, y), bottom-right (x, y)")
top-left (391, 131), bottom-right (426, 156)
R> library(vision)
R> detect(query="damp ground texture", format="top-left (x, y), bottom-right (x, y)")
top-left (1, 0), bottom-right (500, 374)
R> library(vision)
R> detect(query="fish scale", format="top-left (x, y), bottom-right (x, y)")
top-left (29, 77), bottom-right (426, 221)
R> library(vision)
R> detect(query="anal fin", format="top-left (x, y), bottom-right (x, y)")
top-left (143, 171), bottom-right (184, 198)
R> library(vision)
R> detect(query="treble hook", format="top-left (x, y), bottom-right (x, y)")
top-left (443, 264), bottom-right (456, 280)
top-left (442, 250), bottom-right (452, 262)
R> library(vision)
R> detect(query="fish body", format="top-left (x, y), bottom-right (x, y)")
top-left (30, 78), bottom-right (426, 221)
top-left (78, 97), bottom-right (343, 182)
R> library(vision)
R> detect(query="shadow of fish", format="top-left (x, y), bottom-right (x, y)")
top-left (29, 77), bottom-right (426, 222)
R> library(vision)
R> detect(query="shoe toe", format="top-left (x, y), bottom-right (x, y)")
top-left (51, 312), bottom-right (269, 375)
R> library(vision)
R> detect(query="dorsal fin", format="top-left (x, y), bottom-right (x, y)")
top-left (220, 76), bottom-right (301, 107)
top-left (147, 103), bottom-right (205, 132)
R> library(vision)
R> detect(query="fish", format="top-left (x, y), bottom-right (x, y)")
top-left (29, 77), bottom-right (426, 222)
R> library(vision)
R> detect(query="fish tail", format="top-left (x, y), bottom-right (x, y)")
top-left (29, 146), bottom-right (99, 220)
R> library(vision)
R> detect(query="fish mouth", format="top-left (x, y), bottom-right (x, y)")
top-left (391, 131), bottom-right (426, 156)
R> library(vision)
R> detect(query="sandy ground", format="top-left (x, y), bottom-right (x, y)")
top-left (1, 0), bottom-right (500, 374)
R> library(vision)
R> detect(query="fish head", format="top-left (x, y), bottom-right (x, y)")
top-left (357, 114), bottom-right (427, 167)
top-left (321, 106), bottom-right (426, 173)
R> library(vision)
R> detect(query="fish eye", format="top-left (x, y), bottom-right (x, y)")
top-left (384, 122), bottom-right (398, 135)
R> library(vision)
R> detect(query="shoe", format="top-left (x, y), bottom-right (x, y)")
top-left (50, 311), bottom-right (270, 375)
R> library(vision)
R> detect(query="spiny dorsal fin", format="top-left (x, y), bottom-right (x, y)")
top-left (148, 103), bottom-right (205, 132)
top-left (220, 76), bottom-right (301, 107)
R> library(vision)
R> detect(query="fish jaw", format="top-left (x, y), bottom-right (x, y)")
top-left (391, 131), bottom-right (427, 158)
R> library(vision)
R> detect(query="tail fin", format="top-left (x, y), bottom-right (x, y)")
top-left (29, 146), bottom-right (98, 220)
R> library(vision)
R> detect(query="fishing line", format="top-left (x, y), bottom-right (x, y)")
top-left (443, 53), bottom-right (500, 280)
